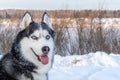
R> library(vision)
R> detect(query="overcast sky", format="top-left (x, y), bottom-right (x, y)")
top-left (0, 0), bottom-right (120, 10)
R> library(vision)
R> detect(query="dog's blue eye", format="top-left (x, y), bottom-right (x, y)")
top-left (31, 36), bottom-right (38, 40)
top-left (46, 35), bottom-right (50, 40)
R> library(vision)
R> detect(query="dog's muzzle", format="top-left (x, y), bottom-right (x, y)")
top-left (30, 47), bottom-right (49, 65)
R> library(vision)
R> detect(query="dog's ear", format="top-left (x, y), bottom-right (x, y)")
top-left (20, 12), bottom-right (33, 30)
top-left (42, 12), bottom-right (53, 30)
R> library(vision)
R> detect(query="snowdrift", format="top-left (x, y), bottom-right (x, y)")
top-left (49, 51), bottom-right (120, 80)
top-left (1, 52), bottom-right (120, 80)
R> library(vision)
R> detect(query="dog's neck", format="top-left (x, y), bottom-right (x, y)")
top-left (1, 52), bottom-right (37, 80)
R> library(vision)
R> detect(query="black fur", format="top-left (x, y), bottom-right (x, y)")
top-left (0, 13), bottom-right (55, 80)
top-left (0, 53), bottom-right (37, 80)
top-left (41, 22), bottom-right (55, 39)
top-left (0, 22), bottom-right (38, 80)
top-left (0, 22), bottom-right (40, 80)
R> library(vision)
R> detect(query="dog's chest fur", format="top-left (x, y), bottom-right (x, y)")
top-left (18, 73), bottom-right (47, 80)
top-left (32, 73), bottom-right (47, 80)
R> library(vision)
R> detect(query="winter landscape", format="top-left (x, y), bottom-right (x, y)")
top-left (0, 0), bottom-right (120, 80)
top-left (0, 10), bottom-right (120, 80)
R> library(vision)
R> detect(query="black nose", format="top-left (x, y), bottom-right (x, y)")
top-left (42, 46), bottom-right (50, 54)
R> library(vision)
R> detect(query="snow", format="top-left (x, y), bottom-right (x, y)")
top-left (0, 52), bottom-right (120, 80)
top-left (49, 51), bottom-right (120, 80)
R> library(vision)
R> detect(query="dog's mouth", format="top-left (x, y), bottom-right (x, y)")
top-left (30, 48), bottom-right (49, 65)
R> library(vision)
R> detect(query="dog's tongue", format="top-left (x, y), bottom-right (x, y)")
top-left (39, 55), bottom-right (49, 65)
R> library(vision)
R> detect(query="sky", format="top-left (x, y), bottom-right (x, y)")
top-left (0, 0), bottom-right (120, 10)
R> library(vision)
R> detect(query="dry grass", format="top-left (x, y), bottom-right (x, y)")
top-left (0, 10), bottom-right (120, 56)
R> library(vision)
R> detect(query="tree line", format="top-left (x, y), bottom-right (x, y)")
top-left (0, 9), bottom-right (120, 19)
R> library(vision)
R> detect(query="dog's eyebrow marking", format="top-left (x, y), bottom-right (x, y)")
top-left (38, 23), bottom-right (42, 38)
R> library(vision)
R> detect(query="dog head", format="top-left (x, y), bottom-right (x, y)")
top-left (12, 12), bottom-right (56, 72)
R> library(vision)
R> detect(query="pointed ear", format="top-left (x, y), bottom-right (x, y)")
top-left (19, 12), bottom-right (33, 30)
top-left (42, 12), bottom-right (53, 30)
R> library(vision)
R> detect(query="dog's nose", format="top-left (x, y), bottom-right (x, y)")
top-left (42, 46), bottom-right (50, 54)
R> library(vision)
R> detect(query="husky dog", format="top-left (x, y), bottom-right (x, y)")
top-left (0, 12), bottom-right (56, 80)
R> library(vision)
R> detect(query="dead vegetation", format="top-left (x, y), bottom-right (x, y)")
top-left (0, 9), bottom-right (120, 55)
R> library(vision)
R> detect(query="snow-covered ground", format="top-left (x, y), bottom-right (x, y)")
top-left (49, 51), bottom-right (120, 80)
top-left (0, 52), bottom-right (120, 80)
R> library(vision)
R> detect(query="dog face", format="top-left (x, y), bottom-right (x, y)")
top-left (15, 12), bottom-right (56, 72)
